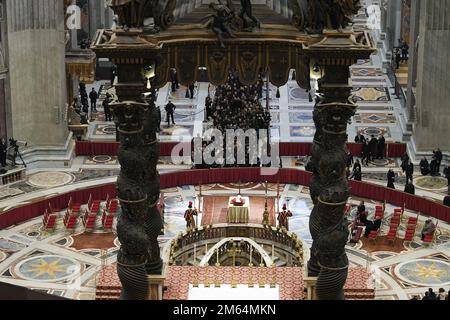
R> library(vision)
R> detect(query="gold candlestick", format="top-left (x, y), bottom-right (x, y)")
top-left (192, 266), bottom-right (199, 288)
top-left (204, 267), bottom-right (210, 288)
top-left (214, 269), bottom-right (221, 288)
top-left (248, 267), bottom-right (254, 288)
top-left (258, 267), bottom-right (265, 288)
top-left (270, 263), bottom-right (276, 288)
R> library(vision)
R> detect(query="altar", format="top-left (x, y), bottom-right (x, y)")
top-left (226, 196), bottom-right (250, 223)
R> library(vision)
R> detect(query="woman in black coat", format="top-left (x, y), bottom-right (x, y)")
top-left (387, 169), bottom-right (395, 189)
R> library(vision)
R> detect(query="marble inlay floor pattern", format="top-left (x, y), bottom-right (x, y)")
top-left (352, 87), bottom-right (391, 102)
top-left (27, 172), bottom-right (75, 189)
top-left (354, 113), bottom-right (397, 124)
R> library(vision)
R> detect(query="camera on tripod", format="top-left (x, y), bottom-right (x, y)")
top-left (7, 138), bottom-right (27, 168)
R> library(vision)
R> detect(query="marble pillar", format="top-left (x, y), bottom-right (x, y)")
top-left (413, 0), bottom-right (450, 152)
top-left (405, 0), bottom-right (421, 123)
top-left (5, 0), bottom-right (69, 146)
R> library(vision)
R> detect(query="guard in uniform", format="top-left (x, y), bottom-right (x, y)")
top-left (277, 203), bottom-right (293, 230)
top-left (184, 201), bottom-right (198, 229)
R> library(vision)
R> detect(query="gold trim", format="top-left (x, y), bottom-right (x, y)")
top-left (118, 195), bottom-right (148, 204)
top-left (318, 197), bottom-right (347, 206)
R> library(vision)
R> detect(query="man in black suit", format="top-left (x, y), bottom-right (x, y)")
top-left (405, 160), bottom-right (414, 184)
top-left (368, 135), bottom-right (378, 161)
top-left (377, 135), bottom-right (385, 159)
top-left (89, 88), bottom-right (98, 112)
top-left (189, 83), bottom-right (195, 99)
top-left (165, 100), bottom-right (176, 127)
top-left (420, 157), bottom-right (430, 175)
top-left (387, 169), bottom-right (395, 189)
top-left (0, 139), bottom-right (7, 167)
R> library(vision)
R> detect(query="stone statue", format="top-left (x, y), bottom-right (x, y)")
top-left (109, 0), bottom-right (176, 32)
top-left (289, 0), bottom-right (361, 33)
top-left (204, 1), bottom-right (237, 48)
top-left (109, 0), bottom-right (148, 29)
top-left (239, 0), bottom-right (260, 31)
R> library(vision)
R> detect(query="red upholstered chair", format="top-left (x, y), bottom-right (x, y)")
top-left (404, 229), bottom-right (415, 241)
top-left (64, 213), bottom-right (78, 230)
top-left (422, 233), bottom-right (434, 246)
top-left (108, 199), bottom-right (119, 214)
top-left (407, 217), bottom-right (418, 226)
top-left (42, 209), bottom-right (57, 230)
top-left (350, 226), bottom-right (363, 243)
top-left (368, 230), bottom-right (378, 242)
top-left (386, 226), bottom-right (398, 243)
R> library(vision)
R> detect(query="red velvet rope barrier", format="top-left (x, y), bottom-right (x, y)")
top-left (1, 168), bottom-right (447, 230)
top-left (75, 141), bottom-right (407, 158)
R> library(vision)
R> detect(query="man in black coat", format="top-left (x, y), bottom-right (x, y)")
top-left (377, 135), bottom-right (386, 159)
top-left (0, 138), bottom-right (7, 167)
top-left (420, 157), bottom-right (430, 175)
top-left (387, 169), bottom-right (395, 189)
top-left (361, 141), bottom-right (370, 166)
top-left (350, 166), bottom-right (362, 181)
top-left (444, 164), bottom-right (450, 186)
top-left (165, 100), bottom-right (176, 126)
top-left (102, 93), bottom-right (112, 122)
top-left (89, 88), bottom-right (98, 112)
top-left (433, 148), bottom-right (443, 173)
top-left (346, 151), bottom-right (354, 169)
top-left (368, 135), bottom-right (378, 161)
top-left (404, 182), bottom-right (415, 195)
top-left (405, 160), bottom-right (414, 184)
top-left (189, 83), bottom-right (195, 99)
top-left (430, 157), bottom-right (439, 176)
top-left (354, 133), bottom-right (366, 143)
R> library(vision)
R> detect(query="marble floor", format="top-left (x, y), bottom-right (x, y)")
top-left (0, 182), bottom-right (449, 300)
top-left (0, 0), bottom-right (449, 301)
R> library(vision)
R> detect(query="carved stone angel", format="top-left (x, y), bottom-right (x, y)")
top-left (109, 0), bottom-right (148, 29)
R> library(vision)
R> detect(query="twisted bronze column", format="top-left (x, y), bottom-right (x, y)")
top-left (307, 68), bottom-right (355, 300)
top-left (112, 97), bottom-right (163, 299)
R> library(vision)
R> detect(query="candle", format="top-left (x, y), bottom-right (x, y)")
top-left (272, 244), bottom-right (274, 260)
top-left (205, 243), bottom-right (208, 254)
top-left (250, 246), bottom-right (252, 265)
top-left (216, 248), bottom-right (219, 263)
top-left (194, 244), bottom-right (196, 263)
top-left (260, 252), bottom-right (263, 265)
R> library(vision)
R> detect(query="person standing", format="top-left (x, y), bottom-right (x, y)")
top-left (346, 150), bottom-right (354, 169)
top-left (368, 135), bottom-right (378, 162)
top-left (0, 139), bottom-right (7, 167)
top-left (89, 88), bottom-right (98, 112)
top-left (361, 140), bottom-right (370, 166)
top-left (165, 100), bottom-right (176, 127)
top-left (354, 133), bottom-right (366, 144)
top-left (377, 135), bottom-right (385, 159)
top-left (434, 148), bottom-right (443, 173)
top-left (184, 201), bottom-right (198, 229)
top-left (102, 93), bottom-right (112, 122)
top-left (350, 166), bottom-right (362, 181)
top-left (405, 160), bottom-right (414, 184)
top-left (395, 48), bottom-right (401, 69)
top-left (170, 68), bottom-right (179, 92)
top-left (387, 169), bottom-right (395, 189)
top-left (277, 203), bottom-right (293, 230)
top-left (188, 83), bottom-right (195, 99)
top-left (420, 157), bottom-right (430, 175)
top-left (404, 183), bottom-right (415, 195)
top-left (401, 41), bottom-right (409, 62)
top-left (430, 156), bottom-right (439, 176)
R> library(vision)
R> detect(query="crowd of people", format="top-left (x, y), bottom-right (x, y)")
top-left (410, 288), bottom-right (449, 300)
top-left (354, 133), bottom-right (386, 166)
top-left (207, 71), bottom-right (271, 132)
